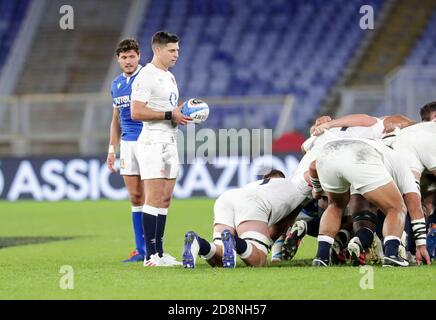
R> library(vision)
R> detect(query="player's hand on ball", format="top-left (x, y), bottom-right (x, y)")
top-left (106, 153), bottom-right (117, 172)
top-left (415, 244), bottom-right (431, 265)
top-left (172, 105), bottom-right (192, 125)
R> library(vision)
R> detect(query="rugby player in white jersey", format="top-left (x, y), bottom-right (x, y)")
top-left (130, 31), bottom-right (191, 267)
top-left (283, 113), bottom-right (419, 264)
top-left (347, 139), bottom-right (431, 265)
top-left (309, 138), bottom-right (410, 267)
top-left (107, 39), bottom-right (146, 262)
top-left (419, 101), bottom-right (436, 122)
top-left (316, 112), bottom-right (432, 265)
top-left (391, 120), bottom-right (436, 263)
top-left (392, 120), bottom-right (436, 182)
top-left (181, 170), bottom-right (312, 268)
top-left (418, 102), bottom-right (436, 258)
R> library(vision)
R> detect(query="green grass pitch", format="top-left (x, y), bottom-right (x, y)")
top-left (0, 198), bottom-right (435, 300)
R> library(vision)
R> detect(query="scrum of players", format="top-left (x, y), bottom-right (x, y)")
top-left (182, 101), bottom-right (436, 268)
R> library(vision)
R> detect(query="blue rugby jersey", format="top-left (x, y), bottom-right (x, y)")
top-left (110, 65), bottom-right (143, 141)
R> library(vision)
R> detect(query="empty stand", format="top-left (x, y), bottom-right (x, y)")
top-left (0, 0), bottom-right (30, 72)
top-left (138, 0), bottom-right (384, 130)
top-left (14, 0), bottom-right (132, 94)
top-left (348, 0), bottom-right (436, 86)
top-left (406, 10), bottom-right (436, 66)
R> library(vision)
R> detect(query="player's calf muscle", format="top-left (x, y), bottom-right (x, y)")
top-left (242, 248), bottom-right (267, 267)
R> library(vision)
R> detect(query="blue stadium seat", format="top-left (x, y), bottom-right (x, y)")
top-left (0, 0), bottom-right (30, 72)
top-left (137, 0), bottom-right (384, 131)
top-left (406, 10), bottom-right (436, 66)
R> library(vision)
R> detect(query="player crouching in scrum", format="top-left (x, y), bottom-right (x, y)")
top-left (182, 169), bottom-right (313, 268)
top-left (309, 138), bottom-right (410, 267)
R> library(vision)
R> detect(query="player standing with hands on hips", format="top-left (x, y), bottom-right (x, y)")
top-left (107, 38), bottom-right (146, 262)
top-left (131, 31), bottom-right (191, 266)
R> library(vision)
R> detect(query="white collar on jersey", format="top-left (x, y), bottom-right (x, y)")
top-left (147, 62), bottom-right (169, 73)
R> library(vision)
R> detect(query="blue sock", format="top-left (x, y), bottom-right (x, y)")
top-left (356, 227), bottom-right (374, 249)
top-left (316, 235), bottom-right (334, 261)
top-left (384, 237), bottom-right (400, 257)
top-left (235, 237), bottom-right (248, 255)
top-left (132, 208), bottom-right (146, 256)
top-left (336, 229), bottom-right (350, 247)
top-left (197, 235), bottom-right (212, 256)
top-left (142, 205), bottom-right (159, 260)
top-left (405, 215), bottom-right (416, 255)
top-left (307, 217), bottom-right (321, 237)
top-left (375, 211), bottom-right (385, 240)
top-left (156, 209), bottom-right (167, 257)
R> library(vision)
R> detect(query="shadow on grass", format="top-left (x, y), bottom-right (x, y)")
top-left (269, 259), bottom-right (317, 267)
top-left (269, 259), bottom-right (360, 268)
top-left (0, 236), bottom-right (86, 249)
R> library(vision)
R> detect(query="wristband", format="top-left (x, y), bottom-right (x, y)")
top-left (165, 111), bottom-right (172, 120)
top-left (108, 145), bottom-right (116, 154)
top-left (309, 176), bottom-right (323, 193)
top-left (411, 218), bottom-right (427, 246)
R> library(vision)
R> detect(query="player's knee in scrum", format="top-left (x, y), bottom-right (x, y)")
top-left (239, 231), bottom-right (272, 260)
top-left (386, 203), bottom-right (407, 218)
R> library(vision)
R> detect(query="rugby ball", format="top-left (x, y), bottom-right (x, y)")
top-left (181, 98), bottom-right (209, 124)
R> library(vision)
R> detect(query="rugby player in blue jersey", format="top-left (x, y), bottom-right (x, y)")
top-left (107, 38), bottom-right (145, 262)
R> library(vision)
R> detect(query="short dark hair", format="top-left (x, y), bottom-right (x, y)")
top-left (420, 101), bottom-right (436, 121)
top-left (263, 169), bottom-right (285, 179)
top-left (151, 31), bottom-right (179, 48)
top-left (116, 38), bottom-right (140, 56)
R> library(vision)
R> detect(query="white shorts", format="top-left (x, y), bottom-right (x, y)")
top-left (234, 191), bottom-right (270, 226)
top-left (119, 140), bottom-right (140, 175)
top-left (137, 140), bottom-right (179, 180)
top-left (213, 189), bottom-right (269, 228)
top-left (350, 150), bottom-right (419, 196)
top-left (213, 189), bottom-right (241, 228)
top-left (317, 140), bottom-right (392, 194)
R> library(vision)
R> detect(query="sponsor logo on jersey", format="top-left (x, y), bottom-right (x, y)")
top-left (169, 92), bottom-right (177, 107)
top-left (113, 95), bottom-right (131, 108)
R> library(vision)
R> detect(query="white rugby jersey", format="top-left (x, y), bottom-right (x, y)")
top-left (291, 150), bottom-right (316, 196)
top-left (297, 118), bottom-right (385, 183)
top-left (130, 63), bottom-right (179, 140)
top-left (242, 177), bottom-right (311, 227)
top-left (392, 122), bottom-right (436, 174)
top-left (303, 118), bottom-right (385, 152)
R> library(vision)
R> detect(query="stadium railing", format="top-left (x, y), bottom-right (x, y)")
top-left (385, 66), bottom-right (436, 121)
top-left (337, 66), bottom-right (436, 119)
top-left (0, 93), bottom-right (294, 157)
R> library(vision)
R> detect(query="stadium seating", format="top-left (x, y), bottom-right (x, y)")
top-left (15, 0), bottom-right (132, 94)
top-left (406, 10), bottom-right (436, 66)
top-left (138, 0), bottom-right (384, 131)
top-left (373, 8), bottom-right (436, 118)
top-left (0, 0), bottom-right (30, 72)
